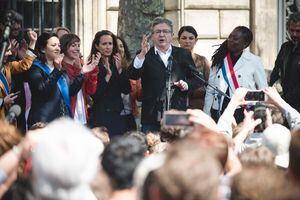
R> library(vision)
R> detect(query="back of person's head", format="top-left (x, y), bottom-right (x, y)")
top-left (160, 125), bottom-right (192, 143)
top-left (188, 131), bottom-right (229, 170)
top-left (0, 121), bottom-right (22, 156)
top-left (289, 129), bottom-right (300, 184)
top-left (92, 126), bottom-right (110, 146)
top-left (261, 124), bottom-right (291, 168)
top-left (59, 33), bottom-right (80, 55)
top-left (239, 146), bottom-right (275, 168)
top-left (146, 132), bottom-right (167, 154)
top-left (231, 166), bottom-right (290, 200)
top-left (143, 138), bottom-right (221, 200)
top-left (101, 136), bottom-right (145, 190)
top-left (31, 118), bottom-right (104, 200)
top-left (269, 105), bottom-right (285, 125)
top-left (124, 131), bottom-right (148, 154)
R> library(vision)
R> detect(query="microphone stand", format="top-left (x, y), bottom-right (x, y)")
top-left (188, 65), bottom-right (230, 102)
top-left (166, 56), bottom-right (173, 111)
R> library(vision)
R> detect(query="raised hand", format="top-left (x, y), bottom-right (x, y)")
top-left (28, 30), bottom-right (37, 50)
top-left (54, 54), bottom-right (64, 71)
top-left (103, 57), bottom-right (112, 82)
top-left (113, 53), bottom-right (122, 73)
top-left (10, 39), bottom-right (19, 56)
top-left (137, 33), bottom-right (151, 59)
top-left (82, 52), bottom-right (101, 74)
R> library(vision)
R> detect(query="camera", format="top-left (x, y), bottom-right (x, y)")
top-left (253, 102), bottom-right (267, 132)
top-left (245, 90), bottom-right (266, 101)
top-left (162, 110), bottom-right (191, 127)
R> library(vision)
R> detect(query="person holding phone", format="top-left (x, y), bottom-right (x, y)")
top-left (203, 26), bottom-right (268, 123)
top-left (129, 17), bottom-right (199, 133)
top-left (0, 20), bottom-right (37, 121)
top-left (26, 32), bottom-right (97, 128)
top-left (88, 30), bottom-right (131, 137)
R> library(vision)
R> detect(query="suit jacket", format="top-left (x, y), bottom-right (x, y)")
top-left (129, 46), bottom-right (200, 125)
top-left (203, 50), bottom-right (268, 115)
top-left (89, 59), bottom-right (131, 131)
top-left (27, 63), bottom-right (84, 127)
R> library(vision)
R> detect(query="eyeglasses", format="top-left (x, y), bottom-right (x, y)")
top-left (152, 29), bottom-right (172, 35)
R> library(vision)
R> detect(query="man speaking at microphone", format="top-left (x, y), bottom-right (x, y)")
top-left (129, 17), bottom-right (200, 132)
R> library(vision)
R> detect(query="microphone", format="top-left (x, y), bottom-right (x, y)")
top-left (5, 104), bottom-right (21, 123)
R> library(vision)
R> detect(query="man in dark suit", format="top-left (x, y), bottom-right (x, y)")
top-left (129, 17), bottom-right (202, 132)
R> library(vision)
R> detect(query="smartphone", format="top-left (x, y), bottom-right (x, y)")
top-left (12, 91), bottom-right (21, 97)
top-left (245, 91), bottom-right (266, 101)
top-left (162, 110), bottom-right (191, 127)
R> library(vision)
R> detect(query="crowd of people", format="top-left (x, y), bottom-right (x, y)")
top-left (0, 8), bottom-right (300, 200)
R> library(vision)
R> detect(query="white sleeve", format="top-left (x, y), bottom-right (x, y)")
top-left (133, 56), bottom-right (145, 69)
top-left (203, 67), bottom-right (216, 116)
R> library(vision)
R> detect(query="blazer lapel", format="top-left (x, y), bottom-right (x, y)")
top-left (233, 50), bottom-right (247, 72)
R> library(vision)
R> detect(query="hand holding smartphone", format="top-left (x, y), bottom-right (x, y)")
top-left (245, 90), bottom-right (266, 101)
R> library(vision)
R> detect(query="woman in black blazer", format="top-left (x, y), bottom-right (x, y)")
top-left (88, 30), bottom-right (131, 137)
top-left (27, 32), bottom-right (97, 128)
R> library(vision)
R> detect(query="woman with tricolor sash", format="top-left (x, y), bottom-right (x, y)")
top-left (26, 32), bottom-right (98, 128)
top-left (203, 26), bottom-right (268, 123)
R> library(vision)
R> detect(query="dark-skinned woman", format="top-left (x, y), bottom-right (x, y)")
top-left (203, 26), bottom-right (268, 123)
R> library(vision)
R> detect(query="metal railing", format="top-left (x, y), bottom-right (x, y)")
top-left (2, 0), bottom-right (65, 34)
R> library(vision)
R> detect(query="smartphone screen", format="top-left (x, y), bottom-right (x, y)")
top-left (245, 91), bottom-right (265, 101)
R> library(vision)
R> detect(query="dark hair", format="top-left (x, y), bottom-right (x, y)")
top-left (88, 30), bottom-right (118, 62)
top-left (151, 17), bottom-right (173, 33)
top-left (124, 131), bottom-right (148, 153)
top-left (60, 33), bottom-right (80, 55)
top-left (287, 12), bottom-right (300, 28)
top-left (116, 36), bottom-right (131, 62)
top-left (211, 26), bottom-right (253, 68)
top-left (101, 136), bottom-right (145, 190)
top-left (35, 32), bottom-right (59, 61)
top-left (0, 9), bottom-right (23, 24)
top-left (178, 26), bottom-right (198, 38)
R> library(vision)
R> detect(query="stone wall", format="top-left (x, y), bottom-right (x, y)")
top-left (75, 0), bottom-right (277, 70)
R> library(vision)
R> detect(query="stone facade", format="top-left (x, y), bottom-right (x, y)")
top-left (74, 0), bottom-right (277, 70)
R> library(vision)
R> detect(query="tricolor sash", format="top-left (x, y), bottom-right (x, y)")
top-left (221, 52), bottom-right (239, 94)
top-left (33, 59), bottom-right (72, 116)
top-left (0, 71), bottom-right (10, 95)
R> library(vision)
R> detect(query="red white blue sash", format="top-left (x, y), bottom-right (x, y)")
top-left (221, 53), bottom-right (239, 94)
top-left (33, 59), bottom-right (72, 116)
top-left (0, 71), bottom-right (10, 95)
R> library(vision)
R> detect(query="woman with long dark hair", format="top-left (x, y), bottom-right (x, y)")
top-left (203, 26), bottom-right (268, 123)
top-left (88, 31), bottom-right (131, 137)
